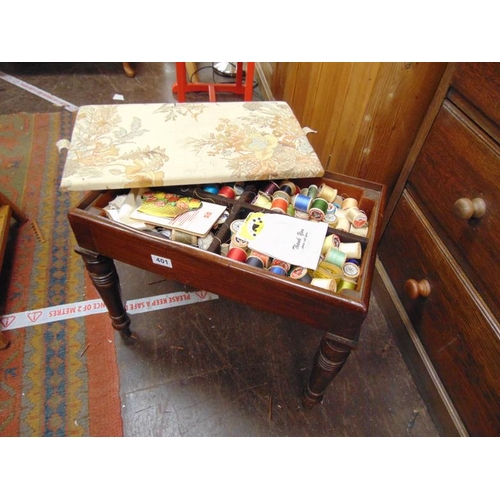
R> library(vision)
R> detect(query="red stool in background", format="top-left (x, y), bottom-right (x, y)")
top-left (172, 62), bottom-right (255, 102)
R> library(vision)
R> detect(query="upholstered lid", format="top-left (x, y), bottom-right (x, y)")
top-left (60, 101), bottom-right (324, 191)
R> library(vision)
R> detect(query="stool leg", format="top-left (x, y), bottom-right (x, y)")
top-left (302, 330), bottom-right (358, 407)
top-left (0, 332), bottom-right (10, 350)
top-left (76, 247), bottom-right (132, 340)
top-left (122, 63), bottom-right (135, 78)
top-left (173, 62), bottom-right (187, 102)
top-left (244, 63), bottom-right (255, 101)
top-left (0, 192), bottom-right (28, 224)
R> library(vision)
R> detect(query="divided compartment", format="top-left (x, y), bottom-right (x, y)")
top-left (81, 175), bottom-right (377, 298)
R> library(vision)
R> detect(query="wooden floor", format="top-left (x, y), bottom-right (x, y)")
top-left (0, 62), bottom-right (439, 436)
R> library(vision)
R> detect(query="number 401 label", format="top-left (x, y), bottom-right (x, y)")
top-left (151, 254), bottom-right (173, 268)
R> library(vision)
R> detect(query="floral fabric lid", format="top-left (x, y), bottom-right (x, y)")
top-left (60, 101), bottom-right (324, 191)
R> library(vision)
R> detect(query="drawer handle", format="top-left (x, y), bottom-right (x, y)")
top-left (404, 279), bottom-right (431, 299)
top-left (453, 197), bottom-right (486, 220)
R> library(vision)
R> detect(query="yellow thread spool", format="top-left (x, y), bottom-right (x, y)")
top-left (341, 197), bottom-right (358, 210)
top-left (317, 184), bottom-right (338, 203)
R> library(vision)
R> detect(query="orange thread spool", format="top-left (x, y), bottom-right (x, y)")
top-left (270, 197), bottom-right (289, 214)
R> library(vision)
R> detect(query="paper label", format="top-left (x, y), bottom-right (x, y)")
top-left (238, 213), bottom-right (328, 269)
top-left (151, 254), bottom-right (173, 268)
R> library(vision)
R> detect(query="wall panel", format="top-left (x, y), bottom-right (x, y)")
top-left (267, 62), bottom-right (447, 197)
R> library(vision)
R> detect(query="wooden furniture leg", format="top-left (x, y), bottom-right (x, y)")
top-left (122, 63), bottom-right (135, 78)
top-left (0, 331), bottom-right (10, 350)
top-left (0, 192), bottom-right (28, 224)
top-left (76, 247), bottom-right (132, 340)
top-left (303, 331), bottom-right (358, 407)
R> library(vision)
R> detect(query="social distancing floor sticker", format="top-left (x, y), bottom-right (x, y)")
top-left (0, 290), bottom-right (219, 331)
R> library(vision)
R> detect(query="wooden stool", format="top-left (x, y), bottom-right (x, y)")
top-left (172, 62), bottom-right (255, 102)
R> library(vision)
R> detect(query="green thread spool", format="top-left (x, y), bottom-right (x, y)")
top-left (307, 184), bottom-right (319, 199)
top-left (338, 280), bottom-right (356, 292)
top-left (325, 248), bottom-right (347, 268)
top-left (309, 198), bottom-right (329, 221)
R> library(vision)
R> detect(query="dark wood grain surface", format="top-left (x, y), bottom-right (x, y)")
top-left (408, 100), bottom-right (500, 319)
top-left (379, 191), bottom-right (500, 436)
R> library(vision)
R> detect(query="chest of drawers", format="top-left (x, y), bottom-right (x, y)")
top-left (375, 63), bottom-right (500, 436)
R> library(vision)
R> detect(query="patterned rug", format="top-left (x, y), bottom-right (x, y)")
top-left (0, 112), bottom-right (123, 436)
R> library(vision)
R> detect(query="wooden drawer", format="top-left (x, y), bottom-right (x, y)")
top-left (378, 190), bottom-right (500, 436)
top-left (450, 62), bottom-right (500, 131)
top-left (407, 99), bottom-right (500, 319)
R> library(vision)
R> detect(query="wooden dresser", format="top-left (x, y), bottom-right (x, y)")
top-left (374, 63), bottom-right (500, 436)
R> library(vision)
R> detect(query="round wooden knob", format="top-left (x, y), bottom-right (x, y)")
top-left (404, 279), bottom-right (431, 299)
top-left (453, 197), bottom-right (486, 220)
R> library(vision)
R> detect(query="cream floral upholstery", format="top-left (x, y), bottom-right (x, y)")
top-left (60, 101), bottom-right (324, 191)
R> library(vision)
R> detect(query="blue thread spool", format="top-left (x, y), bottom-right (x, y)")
top-left (326, 203), bottom-right (337, 215)
top-left (293, 194), bottom-right (312, 212)
top-left (245, 256), bottom-right (264, 268)
top-left (346, 258), bottom-right (360, 265)
top-left (290, 266), bottom-right (313, 283)
top-left (279, 180), bottom-right (297, 195)
top-left (203, 184), bottom-right (219, 194)
top-left (269, 265), bottom-right (287, 276)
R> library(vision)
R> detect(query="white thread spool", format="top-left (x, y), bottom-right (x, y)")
top-left (336, 218), bottom-right (351, 232)
top-left (322, 233), bottom-right (341, 255)
top-left (345, 207), bottom-right (368, 228)
top-left (311, 278), bottom-right (337, 292)
top-left (230, 234), bottom-right (248, 249)
top-left (350, 225), bottom-right (369, 237)
top-left (334, 195), bottom-right (344, 208)
top-left (338, 242), bottom-right (362, 259)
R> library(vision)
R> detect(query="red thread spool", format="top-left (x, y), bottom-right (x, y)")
top-left (270, 197), bottom-right (289, 214)
top-left (227, 247), bottom-right (247, 262)
top-left (219, 185), bottom-right (236, 199)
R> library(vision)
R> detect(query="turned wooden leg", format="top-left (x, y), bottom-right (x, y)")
top-left (122, 62), bottom-right (135, 78)
top-left (0, 331), bottom-right (10, 350)
top-left (76, 247), bottom-right (132, 340)
top-left (0, 191), bottom-right (28, 223)
top-left (303, 331), bottom-right (358, 408)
